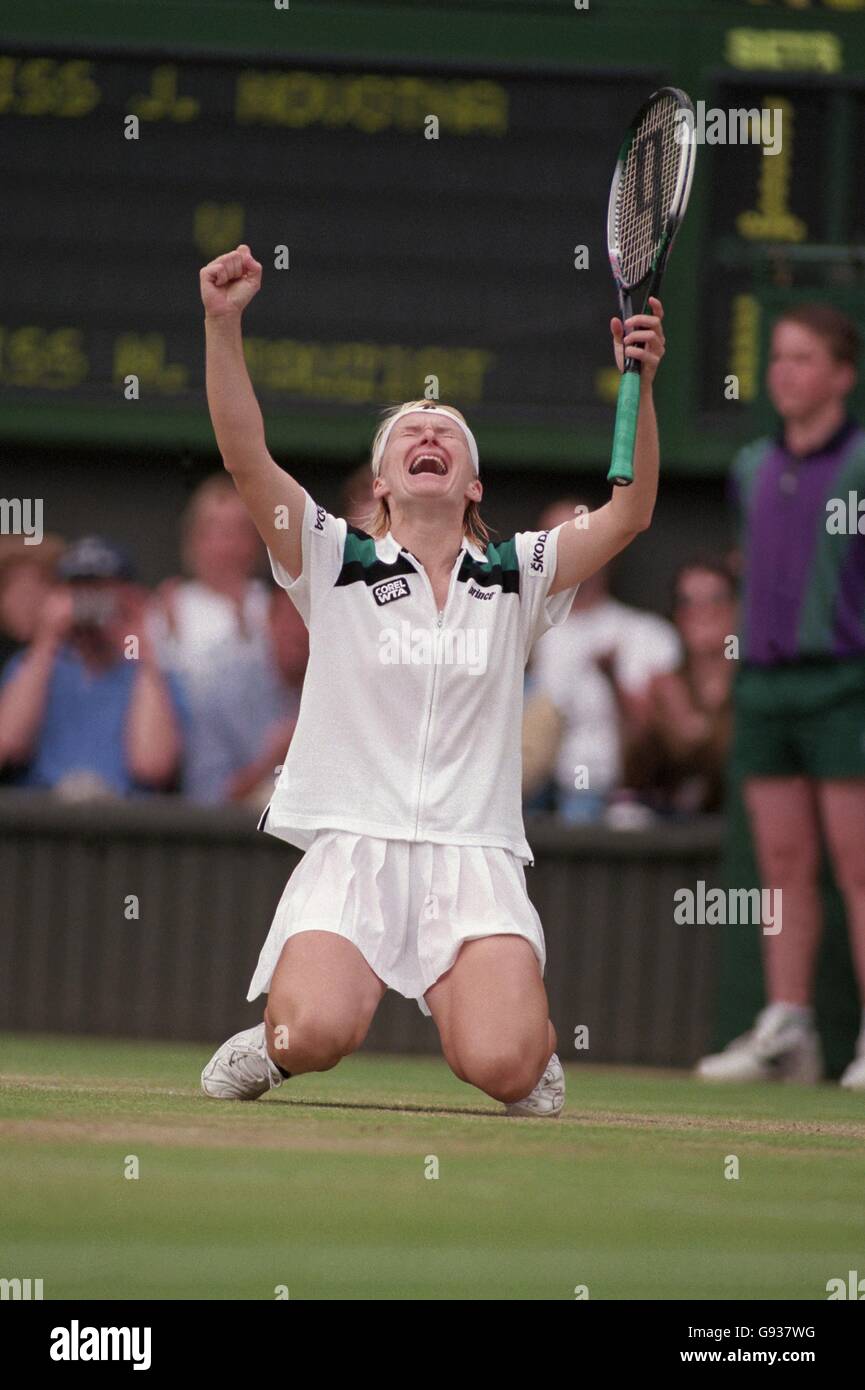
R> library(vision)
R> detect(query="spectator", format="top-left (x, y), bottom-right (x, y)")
top-left (0, 534), bottom-right (64, 672)
top-left (149, 474), bottom-right (272, 705)
top-left (0, 536), bottom-right (186, 798)
top-left (526, 498), bottom-right (681, 823)
top-left (0, 534), bottom-right (65, 786)
top-left (521, 682), bottom-right (563, 812)
top-left (697, 303), bottom-right (865, 1088)
top-left (625, 557), bottom-right (737, 815)
top-left (183, 588), bottom-right (308, 807)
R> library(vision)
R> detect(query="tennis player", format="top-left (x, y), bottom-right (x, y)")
top-left (200, 245), bottom-right (665, 1116)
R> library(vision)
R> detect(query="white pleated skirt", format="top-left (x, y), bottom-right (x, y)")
top-left (246, 829), bottom-right (546, 1015)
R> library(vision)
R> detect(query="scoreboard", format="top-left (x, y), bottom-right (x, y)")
top-left (1, 0), bottom-right (865, 472)
top-left (705, 76), bottom-right (865, 419)
top-left (0, 50), bottom-right (653, 452)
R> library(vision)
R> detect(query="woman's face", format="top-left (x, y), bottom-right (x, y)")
top-left (674, 568), bottom-right (736, 656)
top-left (375, 412), bottom-right (479, 511)
top-left (767, 321), bottom-right (853, 423)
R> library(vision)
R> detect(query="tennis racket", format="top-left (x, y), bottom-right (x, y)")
top-left (606, 86), bottom-right (696, 486)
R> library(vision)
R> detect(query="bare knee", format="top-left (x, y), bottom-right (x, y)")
top-left (827, 845), bottom-right (865, 897)
top-left (760, 840), bottom-right (819, 888)
top-left (457, 1044), bottom-right (544, 1104)
top-left (265, 1003), bottom-right (365, 1072)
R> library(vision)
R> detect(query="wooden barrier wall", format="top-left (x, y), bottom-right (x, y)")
top-left (0, 793), bottom-right (722, 1067)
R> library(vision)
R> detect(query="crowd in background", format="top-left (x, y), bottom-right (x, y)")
top-left (0, 462), bottom-right (737, 823)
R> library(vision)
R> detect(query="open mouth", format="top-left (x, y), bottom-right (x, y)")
top-left (408, 454), bottom-right (448, 476)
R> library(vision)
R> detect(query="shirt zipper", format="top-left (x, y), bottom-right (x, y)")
top-left (412, 554), bottom-right (460, 837)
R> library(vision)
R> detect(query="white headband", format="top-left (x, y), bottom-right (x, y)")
top-left (371, 405), bottom-right (480, 477)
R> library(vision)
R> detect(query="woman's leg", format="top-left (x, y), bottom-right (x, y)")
top-left (744, 776), bottom-right (823, 1006)
top-left (816, 778), bottom-right (865, 1002)
top-left (264, 930), bottom-right (387, 1076)
top-left (423, 936), bottom-right (555, 1103)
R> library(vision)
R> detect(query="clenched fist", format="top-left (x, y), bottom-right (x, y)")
top-left (200, 244), bottom-right (262, 318)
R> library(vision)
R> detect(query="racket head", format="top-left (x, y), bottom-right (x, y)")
top-left (607, 86), bottom-right (696, 296)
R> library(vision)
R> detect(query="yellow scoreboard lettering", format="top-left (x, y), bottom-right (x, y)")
top-left (726, 28), bottom-right (843, 72)
top-left (449, 349), bottom-right (496, 402)
top-left (243, 337), bottom-right (494, 404)
top-left (735, 97), bottom-right (807, 241)
top-left (113, 334), bottom-right (187, 392)
top-left (0, 56), bottom-right (100, 117)
top-left (194, 203), bottom-right (245, 259)
top-left (729, 295), bottom-right (761, 402)
top-left (129, 66), bottom-right (200, 122)
top-left (235, 68), bottom-right (507, 135)
top-left (0, 326), bottom-right (88, 388)
top-left (454, 82), bottom-right (508, 137)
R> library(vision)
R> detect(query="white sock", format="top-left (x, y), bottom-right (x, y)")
top-left (771, 1002), bottom-right (813, 1025)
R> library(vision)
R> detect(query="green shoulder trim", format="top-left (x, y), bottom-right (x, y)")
top-left (481, 536), bottom-right (519, 575)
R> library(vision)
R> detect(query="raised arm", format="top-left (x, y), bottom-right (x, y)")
top-left (201, 244), bottom-right (306, 579)
top-left (0, 590), bottom-right (71, 766)
top-left (549, 297), bottom-right (665, 595)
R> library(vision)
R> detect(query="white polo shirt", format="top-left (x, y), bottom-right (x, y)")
top-left (260, 488), bottom-right (579, 866)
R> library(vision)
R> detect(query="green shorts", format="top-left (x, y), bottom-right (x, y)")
top-left (732, 658), bottom-right (865, 780)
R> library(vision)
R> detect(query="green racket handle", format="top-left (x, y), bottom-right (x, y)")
top-left (607, 369), bottom-right (641, 487)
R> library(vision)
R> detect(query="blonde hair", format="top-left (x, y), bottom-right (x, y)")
top-left (360, 400), bottom-right (494, 551)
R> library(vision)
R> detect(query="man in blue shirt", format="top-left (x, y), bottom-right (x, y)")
top-left (0, 536), bottom-right (186, 796)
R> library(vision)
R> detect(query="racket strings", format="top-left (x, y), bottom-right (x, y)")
top-left (616, 93), bottom-right (683, 287)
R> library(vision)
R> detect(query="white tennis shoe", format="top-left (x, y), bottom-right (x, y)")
top-left (201, 1023), bottom-right (284, 1100)
top-left (504, 1052), bottom-right (565, 1118)
top-left (695, 1003), bottom-right (823, 1084)
top-left (840, 1027), bottom-right (865, 1090)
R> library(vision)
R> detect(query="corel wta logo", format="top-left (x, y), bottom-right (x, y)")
top-left (313, 505), bottom-right (326, 532)
top-left (50, 1320), bottom-right (152, 1370)
top-left (372, 577), bottom-right (410, 606)
top-left (530, 532), bottom-right (549, 574)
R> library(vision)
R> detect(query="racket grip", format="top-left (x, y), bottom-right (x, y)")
top-left (607, 370), bottom-right (641, 487)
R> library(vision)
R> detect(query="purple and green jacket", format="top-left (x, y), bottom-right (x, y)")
top-left (730, 418), bottom-right (865, 666)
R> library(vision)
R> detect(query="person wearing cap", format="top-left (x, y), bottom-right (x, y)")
top-left (0, 535), bottom-right (187, 797)
top-left (198, 244), bottom-right (664, 1115)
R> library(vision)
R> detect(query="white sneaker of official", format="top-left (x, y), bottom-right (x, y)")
top-left (695, 1003), bottom-right (823, 1084)
top-left (839, 1029), bottom-right (865, 1090)
top-left (201, 1023), bottom-right (284, 1100)
top-left (504, 1053), bottom-right (565, 1117)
